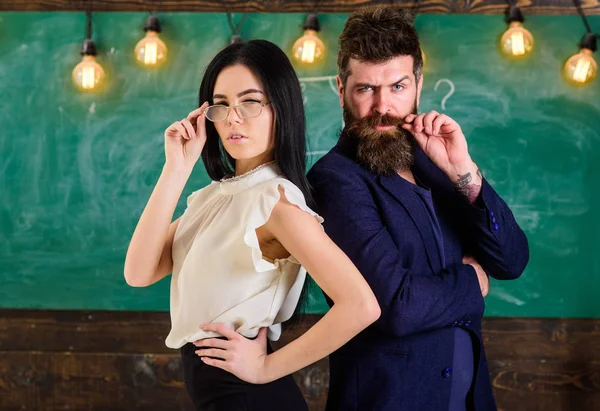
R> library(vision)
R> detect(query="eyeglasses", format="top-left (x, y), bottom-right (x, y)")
top-left (204, 101), bottom-right (272, 122)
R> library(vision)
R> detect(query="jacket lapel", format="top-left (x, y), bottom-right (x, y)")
top-left (334, 131), bottom-right (443, 273)
top-left (378, 174), bottom-right (443, 274)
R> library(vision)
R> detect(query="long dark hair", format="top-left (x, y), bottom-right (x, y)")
top-left (198, 40), bottom-right (314, 325)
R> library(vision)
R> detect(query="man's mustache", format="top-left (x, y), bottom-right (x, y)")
top-left (360, 114), bottom-right (406, 128)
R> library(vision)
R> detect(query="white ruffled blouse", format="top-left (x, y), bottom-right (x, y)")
top-left (165, 162), bottom-right (323, 349)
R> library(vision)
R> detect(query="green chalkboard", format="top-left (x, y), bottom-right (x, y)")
top-left (1, 12), bottom-right (599, 317)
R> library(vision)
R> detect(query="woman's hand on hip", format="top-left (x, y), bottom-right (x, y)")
top-left (193, 323), bottom-right (270, 384)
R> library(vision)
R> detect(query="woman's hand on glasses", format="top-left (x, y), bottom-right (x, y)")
top-left (163, 102), bottom-right (209, 172)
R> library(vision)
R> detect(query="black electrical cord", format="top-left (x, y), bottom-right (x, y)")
top-left (81, 9), bottom-right (97, 56)
top-left (572, 0), bottom-right (598, 51)
top-left (226, 12), bottom-right (247, 44)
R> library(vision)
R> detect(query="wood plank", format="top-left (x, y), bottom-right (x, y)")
top-left (0, 351), bottom-right (327, 411)
top-left (4, 310), bottom-right (600, 362)
top-left (1, 0), bottom-right (599, 14)
top-left (464, 0), bottom-right (600, 14)
top-left (0, 309), bottom-right (173, 353)
top-left (4, 354), bottom-right (600, 411)
top-left (0, 352), bottom-right (194, 411)
top-left (0, 310), bottom-right (327, 410)
top-left (0, 0), bottom-right (452, 13)
top-left (0, 309), bottom-right (324, 354)
top-left (482, 317), bottom-right (600, 362)
top-left (489, 359), bottom-right (600, 411)
top-left (4, 310), bottom-right (600, 410)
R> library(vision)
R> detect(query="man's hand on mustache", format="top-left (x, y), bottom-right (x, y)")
top-left (402, 111), bottom-right (482, 204)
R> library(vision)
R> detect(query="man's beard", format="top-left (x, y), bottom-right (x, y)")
top-left (344, 102), bottom-right (418, 176)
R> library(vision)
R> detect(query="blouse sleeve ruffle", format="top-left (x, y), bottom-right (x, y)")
top-left (243, 179), bottom-right (324, 273)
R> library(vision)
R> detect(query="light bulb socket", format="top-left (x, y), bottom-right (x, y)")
top-left (144, 15), bottom-right (162, 33)
top-left (506, 6), bottom-right (525, 24)
top-left (230, 34), bottom-right (244, 45)
top-left (580, 33), bottom-right (598, 52)
top-left (303, 13), bottom-right (320, 32)
top-left (80, 38), bottom-right (97, 56)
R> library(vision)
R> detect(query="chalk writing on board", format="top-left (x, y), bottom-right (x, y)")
top-left (434, 79), bottom-right (455, 110)
top-left (299, 75), bottom-right (338, 95)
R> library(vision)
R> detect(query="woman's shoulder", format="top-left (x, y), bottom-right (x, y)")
top-left (250, 176), bottom-right (304, 198)
top-left (250, 176), bottom-right (323, 223)
top-left (186, 181), bottom-right (220, 207)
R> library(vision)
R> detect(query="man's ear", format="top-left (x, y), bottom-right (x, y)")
top-left (336, 75), bottom-right (344, 109)
top-left (416, 74), bottom-right (424, 108)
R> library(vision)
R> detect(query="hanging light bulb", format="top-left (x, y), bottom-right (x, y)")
top-left (499, 6), bottom-right (534, 58)
top-left (135, 15), bottom-right (167, 67)
top-left (293, 14), bottom-right (326, 65)
top-left (564, 33), bottom-right (598, 86)
top-left (72, 13), bottom-right (105, 92)
top-left (72, 43), bottom-right (105, 91)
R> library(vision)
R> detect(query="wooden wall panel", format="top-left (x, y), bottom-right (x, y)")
top-left (0, 352), bottom-right (193, 411)
top-left (464, 0), bottom-right (600, 14)
top-left (0, 0), bottom-right (453, 13)
top-left (2, 310), bottom-right (600, 410)
top-left (1, 0), bottom-right (599, 15)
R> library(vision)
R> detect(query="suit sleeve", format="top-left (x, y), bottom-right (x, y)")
top-left (451, 178), bottom-right (529, 281)
top-left (309, 166), bottom-right (485, 338)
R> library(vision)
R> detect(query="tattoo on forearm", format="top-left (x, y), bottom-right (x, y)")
top-left (455, 172), bottom-right (472, 188)
top-left (455, 168), bottom-right (482, 204)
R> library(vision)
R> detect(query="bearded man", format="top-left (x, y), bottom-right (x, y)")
top-left (307, 7), bottom-right (529, 411)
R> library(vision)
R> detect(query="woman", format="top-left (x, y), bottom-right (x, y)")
top-left (124, 40), bottom-right (380, 411)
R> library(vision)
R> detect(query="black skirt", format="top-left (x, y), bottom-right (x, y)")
top-left (180, 340), bottom-right (308, 411)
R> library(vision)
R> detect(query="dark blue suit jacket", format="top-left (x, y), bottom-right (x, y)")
top-left (307, 134), bottom-right (529, 411)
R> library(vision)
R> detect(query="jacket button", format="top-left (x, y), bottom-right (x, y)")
top-left (465, 320), bottom-right (472, 327)
top-left (442, 367), bottom-right (453, 378)
top-left (493, 224), bottom-right (499, 231)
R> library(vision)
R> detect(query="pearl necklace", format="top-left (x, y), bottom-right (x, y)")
top-left (220, 161), bottom-right (277, 183)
